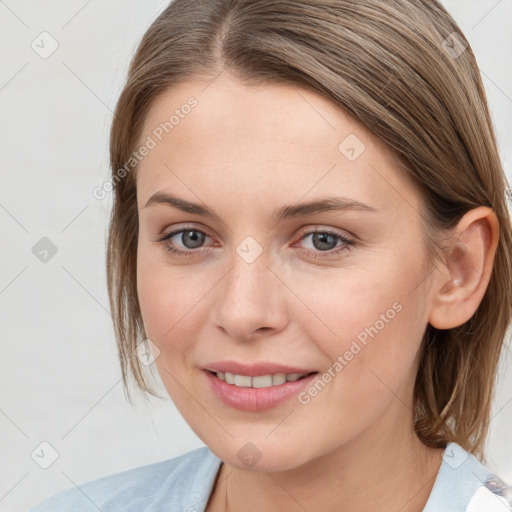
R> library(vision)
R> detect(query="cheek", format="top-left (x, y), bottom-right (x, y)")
top-left (293, 255), bottom-right (428, 391)
top-left (136, 253), bottom-right (213, 356)
top-left (136, 260), bottom-right (203, 403)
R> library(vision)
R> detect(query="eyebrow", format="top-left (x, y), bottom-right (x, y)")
top-left (144, 191), bottom-right (379, 221)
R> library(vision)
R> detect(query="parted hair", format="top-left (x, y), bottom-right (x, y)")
top-left (107, 0), bottom-right (512, 462)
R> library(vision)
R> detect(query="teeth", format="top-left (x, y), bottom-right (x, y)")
top-left (253, 375), bottom-right (272, 388)
top-left (234, 374), bottom-right (252, 387)
top-left (285, 373), bottom-right (303, 382)
top-left (215, 371), bottom-right (310, 388)
top-left (272, 373), bottom-right (287, 385)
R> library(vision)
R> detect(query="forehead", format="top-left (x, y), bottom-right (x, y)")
top-left (134, 74), bottom-right (422, 217)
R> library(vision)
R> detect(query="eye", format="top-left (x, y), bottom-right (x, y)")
top-left (156, 225), bottom-right (356, 259)
top-left (157, 226), bottom-right (211, 256)
top-left (295, 228), bottom-right (356, 259)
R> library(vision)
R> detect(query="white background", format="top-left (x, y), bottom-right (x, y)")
top-left (0, 1), bottom-right (511, 511)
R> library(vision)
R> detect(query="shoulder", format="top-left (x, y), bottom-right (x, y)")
top-left (29, 445), bottom-right (222, 512)
top-left (423, 442), bottom-right (512, 512)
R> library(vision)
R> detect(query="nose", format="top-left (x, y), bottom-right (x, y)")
top-left (210, 249), bottom-right (289, 342)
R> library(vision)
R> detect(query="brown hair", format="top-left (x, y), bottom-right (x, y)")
top-left (106, 0), bottom-right (512, 462)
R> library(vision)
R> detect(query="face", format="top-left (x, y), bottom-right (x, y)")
top-left (135, 73), bottom-right (438, 471)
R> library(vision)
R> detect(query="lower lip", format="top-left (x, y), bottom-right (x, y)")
top-left (203, 370), bottom-right (318, 412)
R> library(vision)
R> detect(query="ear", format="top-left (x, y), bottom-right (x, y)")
top-left (428, 206), bottom-right (499, 330)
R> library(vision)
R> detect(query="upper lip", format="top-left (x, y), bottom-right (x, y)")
top-left (204, 360), bottom-right (318, 377)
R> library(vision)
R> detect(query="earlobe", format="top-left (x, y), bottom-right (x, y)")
top-left (428, 207), bottom-right (499, 330)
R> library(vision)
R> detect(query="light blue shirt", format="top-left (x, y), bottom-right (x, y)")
top-left (29, 441), bottom-right (512, 511)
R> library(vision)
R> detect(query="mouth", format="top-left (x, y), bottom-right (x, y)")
top-left (203, 369), bottom-right (320, 412)
top-left (206, 370), bottom-right (318, 388)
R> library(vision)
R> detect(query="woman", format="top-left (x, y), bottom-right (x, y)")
top-left (31, 0), bottom-right (512, 510)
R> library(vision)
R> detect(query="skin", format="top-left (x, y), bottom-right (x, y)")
top-left (134, 72), bottom-right (499, 512)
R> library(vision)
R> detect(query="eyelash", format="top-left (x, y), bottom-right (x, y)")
top-left (156, 225), bottom-right (356, 260)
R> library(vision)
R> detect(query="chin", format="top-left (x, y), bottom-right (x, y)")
top-left (204, 434), bottom-right (315, 473)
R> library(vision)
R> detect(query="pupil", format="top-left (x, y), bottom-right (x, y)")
top-left (313, 232), bottom-right (336, 251)
top-left (183, 230), bottom-right (204, 249)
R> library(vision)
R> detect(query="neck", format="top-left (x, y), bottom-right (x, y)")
top-left (206, 411), bottom-right (444, 512)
